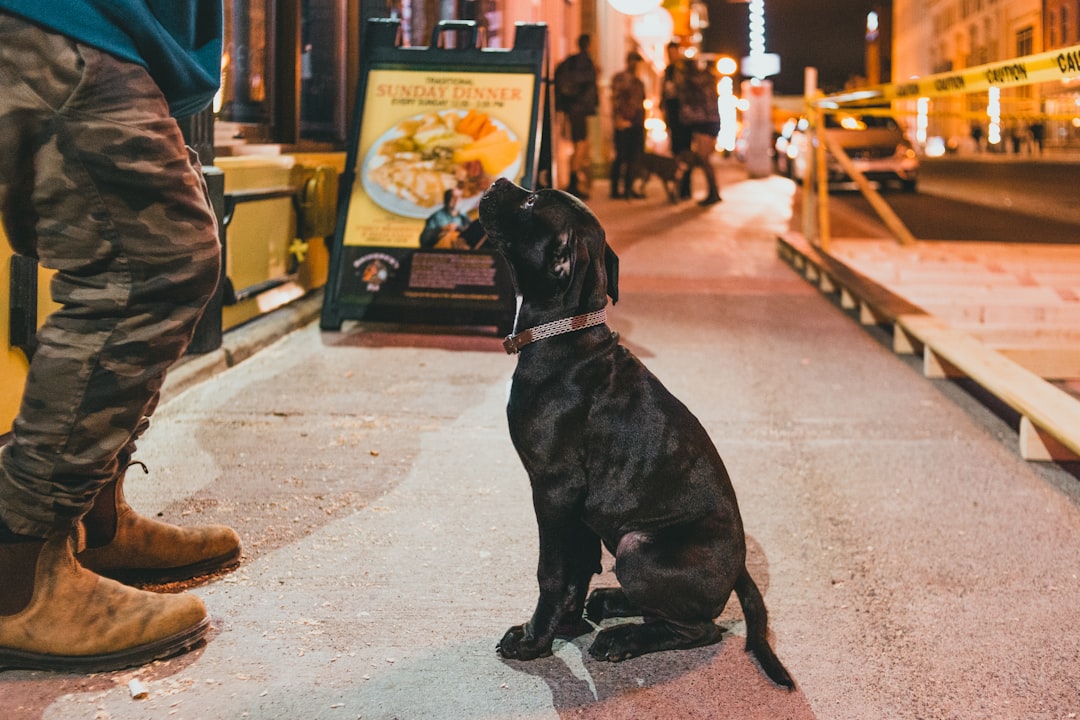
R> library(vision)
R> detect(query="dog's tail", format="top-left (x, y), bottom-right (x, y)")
top-left (734, 567), bottom-right (795, 690)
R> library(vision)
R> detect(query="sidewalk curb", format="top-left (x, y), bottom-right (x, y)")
top-left (161, 290), bottom-right (325, 404)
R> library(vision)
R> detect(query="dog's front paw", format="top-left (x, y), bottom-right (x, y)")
top-left (496, 624), bottom-right (553, 660)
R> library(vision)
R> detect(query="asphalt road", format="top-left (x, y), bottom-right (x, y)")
top-left (799, 155), bottom-right (1080, 242)
top-left (920, 155), bottom-right (1080, 226)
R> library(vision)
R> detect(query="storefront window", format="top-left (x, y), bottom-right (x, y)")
top-left (301, 0), bottom-right (348, 143)
top-left (219, 0), bottom-right (272, 130)
top-left (217, 0), bottom-right (350, 146)
top-left (217, 0), bottom-right (497, 148)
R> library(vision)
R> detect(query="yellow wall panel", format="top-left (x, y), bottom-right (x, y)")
top-left (2, 151), bottom-right (344, 433)
top-left (1, 230), bottom-right (58, 435)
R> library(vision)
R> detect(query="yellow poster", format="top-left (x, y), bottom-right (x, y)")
top-left (343, 69), bottom-right (536, 248)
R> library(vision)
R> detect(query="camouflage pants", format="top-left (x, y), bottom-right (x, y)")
top-left (0, 13), bottom-right (221, 536)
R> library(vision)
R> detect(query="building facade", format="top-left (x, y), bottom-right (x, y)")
top-left (892, 0), bottom-right (1080, 152)
top-left (1042, 0), bottom-right (1080, 149)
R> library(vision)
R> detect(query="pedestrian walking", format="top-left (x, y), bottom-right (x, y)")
top-left (970, 122), bottom-right (983, 152)
top-left (554, 34), bottom-right (599, 200)
top-left (1030, 120), bottom-right (1045, 155)
top-left (662, 42), bottom-right (692, 199)
top-left (677, 59), bottom-right (722, 206)
top-left (0, 0), bottom-right (241, 673)
top-left (609, 50), bottom-right (647, 199)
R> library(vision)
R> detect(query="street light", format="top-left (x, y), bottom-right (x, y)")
top-left (737, 0), bottom-right (779, 177)
top-left (715, 56), bottom-right (737, 76)
top-left (741, 0), bottom-right (780, 80)
top-left (865, 10), bottom-right (881, 85)
top-left (716, 57), bottom-right (738, 153)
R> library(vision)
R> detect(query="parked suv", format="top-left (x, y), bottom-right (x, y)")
top-left (774, 112), bottom-right (919, 192)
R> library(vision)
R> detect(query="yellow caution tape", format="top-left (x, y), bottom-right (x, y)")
top-left (822, 42), bottom-right (1080, 106)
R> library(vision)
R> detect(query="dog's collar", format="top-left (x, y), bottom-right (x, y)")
top-left (503, 309), bottom-right (607, 354)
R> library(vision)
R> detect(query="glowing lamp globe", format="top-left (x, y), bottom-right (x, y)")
top-left (608, 0), bottom-right (663, 16)
top-left (631, 7), bottom-right (674, 43)
top-left (715, 56), bottom-right (737, 76)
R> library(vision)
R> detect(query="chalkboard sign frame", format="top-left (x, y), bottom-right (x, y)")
top-left (320, 19), bottom-right (549, 334)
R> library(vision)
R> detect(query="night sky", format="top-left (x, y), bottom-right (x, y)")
top-left (701, 0), bottom-right (892, 96)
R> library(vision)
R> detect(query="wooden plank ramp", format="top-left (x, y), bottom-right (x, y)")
top-left (778, 233), bottom-right (1080, 462)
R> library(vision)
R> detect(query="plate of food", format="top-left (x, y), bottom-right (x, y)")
top-left (361, 109), bottom-right (523, 219)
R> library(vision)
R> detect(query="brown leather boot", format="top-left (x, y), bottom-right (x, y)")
top-left (77, 464), bottom-right (241, 585)
top-left (0, 533), bottom-right (209, 673)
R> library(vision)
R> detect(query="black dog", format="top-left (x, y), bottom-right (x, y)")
top-left (633, 151), bottom-right (693, 203)
top-left (478, 178), bottom-right (793, 689)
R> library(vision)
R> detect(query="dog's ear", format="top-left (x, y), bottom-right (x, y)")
top-left (551, 229), bottom-right (574, 283)
top-left (605, 245), bottom-right (619, 304)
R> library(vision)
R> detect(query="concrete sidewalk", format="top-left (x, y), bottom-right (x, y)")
top-left (4, 160), bottom-right (1080, 719)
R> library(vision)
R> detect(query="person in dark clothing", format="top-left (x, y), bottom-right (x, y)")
top-left (609, 51), bottom-right (647, 199)
top-left (554, 34), bottom-right (599, 199)
top-left (677, 60), bottom-right (722, 206)
top-left (1030, 121), bottom-right (1045, 155)
top-left (662, 42), bottom-right (692, 199)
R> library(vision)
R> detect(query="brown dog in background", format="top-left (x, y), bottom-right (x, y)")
top-left (478, 178), bottom-right (794, 690)
top-left (633, 151), bottom-right (693, 203)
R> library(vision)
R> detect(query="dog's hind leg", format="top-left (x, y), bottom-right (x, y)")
top-left (588, 617), bottom-right (722, 662)
top-left (585, 517), bottom-right (738, 661)
top-left (583, 586), bottom-right (641, 622)
top-left (615, 517), bottom-right (741, 616)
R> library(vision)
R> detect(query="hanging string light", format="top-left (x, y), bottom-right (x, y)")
top-left (742, 0), bottom-right (779, 79)
top-left (748, 0), bottom-right (766, 59)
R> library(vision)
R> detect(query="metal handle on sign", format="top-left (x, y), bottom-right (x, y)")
top-left (431, 20), bottom-right (479, 49)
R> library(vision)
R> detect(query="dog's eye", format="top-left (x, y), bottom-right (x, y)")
top-left (522, 194), bottom-right (536, 210)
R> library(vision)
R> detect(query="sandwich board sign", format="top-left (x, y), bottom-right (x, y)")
top-left (320, 19), bottom-right (548, 334)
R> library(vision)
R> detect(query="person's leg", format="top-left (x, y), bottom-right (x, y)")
top-left (0, 15), bottom-right (220, 671)
top-left (567, 112), bottom-right (591, 199)
top-left (0, 37), bottom-right (221, 537)
top-left (575, 138), bottom-right (592, 198)
top-left (672, 124), bottom-right (693, 199)
top-left (626, 126), bottom-right (646, 198)
top-left (610, 129), bottom-right (627, 198)
top-left (563, 113), bottom-right (581, 195)
top-left (692, 132), bottom-right (721, 205)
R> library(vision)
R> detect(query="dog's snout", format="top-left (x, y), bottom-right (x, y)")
top-left (479, 178), bottom-right (522, 245)
top-left (479, 177), bottom-right (533, 233)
